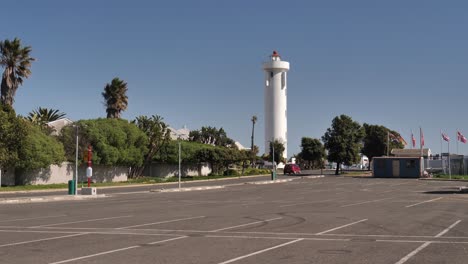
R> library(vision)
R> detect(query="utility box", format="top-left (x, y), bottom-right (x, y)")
top-left (68, 180), bottom-right (75, 195)
top-left (81, 187), bottom-right (97, 195)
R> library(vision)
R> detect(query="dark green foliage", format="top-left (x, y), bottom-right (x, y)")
top-left (16, 124), bottom-right (65, 171)
top-left (322, 115), bottom-right (365, 175)
top-left (223, 169), bottom-right (239, 176)
top-left (189, 126), bottom-right (236, 148)
top-left (192, 144), bottom-right (248, 175)
top-left (268, 140), bottom-right (286, 164)
top-left (156, 140), bottom-right (215, 164)
top-left (362, 124), bottom-right (405, 163)
top-left (298, 137), bottom-right (325, 169)
top-left (0, 105), bottom-right (27, 168)
top-left (59, 119), bottom-right (147, 167)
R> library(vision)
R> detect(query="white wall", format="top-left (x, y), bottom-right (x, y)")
top-left (144, 162), bottom-right (212, 178)
top-left (13, 162), bottom-right (128, 185)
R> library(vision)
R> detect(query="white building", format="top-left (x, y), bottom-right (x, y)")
top-left (263, 51), bottom-right (290, 159)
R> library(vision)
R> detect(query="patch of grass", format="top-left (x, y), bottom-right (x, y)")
top-left (341, 171), bottom-right (372, 176)
top-left (433, 174), bottom-right (468, 180)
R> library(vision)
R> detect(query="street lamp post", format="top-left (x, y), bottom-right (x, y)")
top-left (74, 125), bottom-right (79, 195)
top-left (269, 140), bottom-right (276, 181)
top-left (178, 139), bottom-right (181, 189)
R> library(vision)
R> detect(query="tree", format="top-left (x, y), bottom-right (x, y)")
top-left (0, 38), bottom-right (35, 107)
top-left (189, 126), bottom-right (236, 148)
top-left (362, 124), bottom-right (405, 169)
top-left (0, 105), bottom-right (27, 170)
top-left (269, 140), bottom-right (286, 165)
top-left (59, 119), bottom-right (147, 168)
top-left (298, 137), bottom-right (325, 169)
top-left (131, 115), bottom-right (171, 177)
top-left (27, 107), bottom-right (66, 133)
top-left (322, 115), bottom-right (365, 175)
top-left (15, 124), bottom-right (65, 184)
top-left (102, 77), bottom-right (128, 118)
top-left (250, 115), bottom-right (257, 167)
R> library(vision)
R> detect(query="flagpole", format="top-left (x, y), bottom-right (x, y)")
top-left (440, 129), bottom-right (442, 159)
top-left (387, 130), bottom-right (389, 156)
top-left (420, 127), bottom-right (424, 177)
top-left (456, 130), bottom-right (459, 155)
top-left (448, 139), bottom-right (451, 179)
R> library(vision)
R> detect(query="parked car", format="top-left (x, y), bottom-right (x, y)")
top-left (284, 164), bottom-right (301, 175)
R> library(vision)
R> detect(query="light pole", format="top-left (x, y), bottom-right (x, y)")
top-left (74, 125), bottom-right (79, 195)
top-left (269, 140), bottom-right (276, 181)
top-left (178, 139), bottom-right (182, 189)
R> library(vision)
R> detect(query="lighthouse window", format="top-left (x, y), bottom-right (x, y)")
top-left (265, 80), bottom-right (269, 86)
top-left (281, 72), bottom-right (286, 89)
top-left (270, 72), bottom-right (273, 78)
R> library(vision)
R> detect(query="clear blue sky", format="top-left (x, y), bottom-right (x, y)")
top-left (3, 0), bottom-right (468, 156)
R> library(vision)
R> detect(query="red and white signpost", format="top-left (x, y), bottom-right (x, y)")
top-left (86, 145), bottom-right (93, 187)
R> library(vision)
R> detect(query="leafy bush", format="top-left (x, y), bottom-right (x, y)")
top-left (59, 119), bottom-right (147, 167)
top-left (244, 168), bottom-right (271, 176)
top-left (223, 169), bottom-right (239, 176)
top-left (15, 124), bottom-right (65, 171)
top-left (0, 105), bottom-right (27, 168)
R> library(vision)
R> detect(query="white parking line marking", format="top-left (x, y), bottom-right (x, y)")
top-left (279, 199), bottom-right (337, 207)
top-left (435, 220), bottom-right (461, 237)
top-left (0, 215), bottom-right (67, 223)
top-left (405, 197), bottom-right (443, 208)
top-left (116, 216), bottom-right (205, 229)
top-left (394, 242), bottom-right (431, 264)
top-left (316, 219), bottom-right (368, 235)
top-left (0, 233), bottom-right (86, 248)
top-left (207, 235), bottom-right (349, 241)
top-left (31, 215), bottom-right (132, 228)
top-left (48, 236), bottom-right (186, 264)
top-left (211, 217), bottom-right (282, 232)
top-left (341, 197), bottom-right (393, 207)
top-left (217, 238), bottom-right (303, 264)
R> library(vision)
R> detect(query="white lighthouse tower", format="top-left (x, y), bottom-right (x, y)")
top-left (263, 50), bottom-right (290, 161)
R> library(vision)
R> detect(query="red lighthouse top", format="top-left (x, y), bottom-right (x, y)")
top-left (272, 50), bottom-right (280, 57)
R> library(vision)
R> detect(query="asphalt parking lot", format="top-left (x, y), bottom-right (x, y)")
top-left (1, 176), bottom-right (468, 264)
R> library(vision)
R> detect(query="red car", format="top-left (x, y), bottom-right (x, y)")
top-left (284, 164), bottom-right (301, 175)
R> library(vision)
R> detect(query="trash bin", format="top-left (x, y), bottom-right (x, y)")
top-left (68, 180), bottom-right (75, 195)
top-left (271, 171), bottom-right (277, 181)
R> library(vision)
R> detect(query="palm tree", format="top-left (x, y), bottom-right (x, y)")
top-left (0, 38), bottom-right (35, 107)
top-left (27, 107), bottom-right (66, 125)
top-left (102, 77), bottom-right (128, 118)
top-left (250, 115), bottom-right (257, 167)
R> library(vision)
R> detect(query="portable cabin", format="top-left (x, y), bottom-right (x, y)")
top-left (373, 157), bottom-right (423, 178)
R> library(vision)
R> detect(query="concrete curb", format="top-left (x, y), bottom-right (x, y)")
top-left (0, 194), bottom-right (107, 204)
top-left (0, 174), bottom-right (271, 194)
top-left (300, 175), bottom-right (325, 179)
top-left (248, 179), bottom-right (294, 185)
top-left (150, 186), bottom-right (225, 193)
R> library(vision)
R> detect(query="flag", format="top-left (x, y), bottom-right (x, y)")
top-left (420, 128), bottom-right (424, 147)
top-left (398, 135), bottom-right (408, 146)
top-left (442, 132), bottom-right (450, 142)
top-left (411, 130), bottom-right (416, 148)
top-left (389, 133), bottom-right (399, 143)
top-left (458, 131), bottom-right (467, 143)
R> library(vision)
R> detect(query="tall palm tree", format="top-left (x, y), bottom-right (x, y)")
top-left (250, 115), bottom-right (257, 167)
top-left (27, 107), bottom-right (66, 125)
top-left (102, 77), bottom-right (128, 118)
top-left (0, 38), bottom-right (35, 107)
